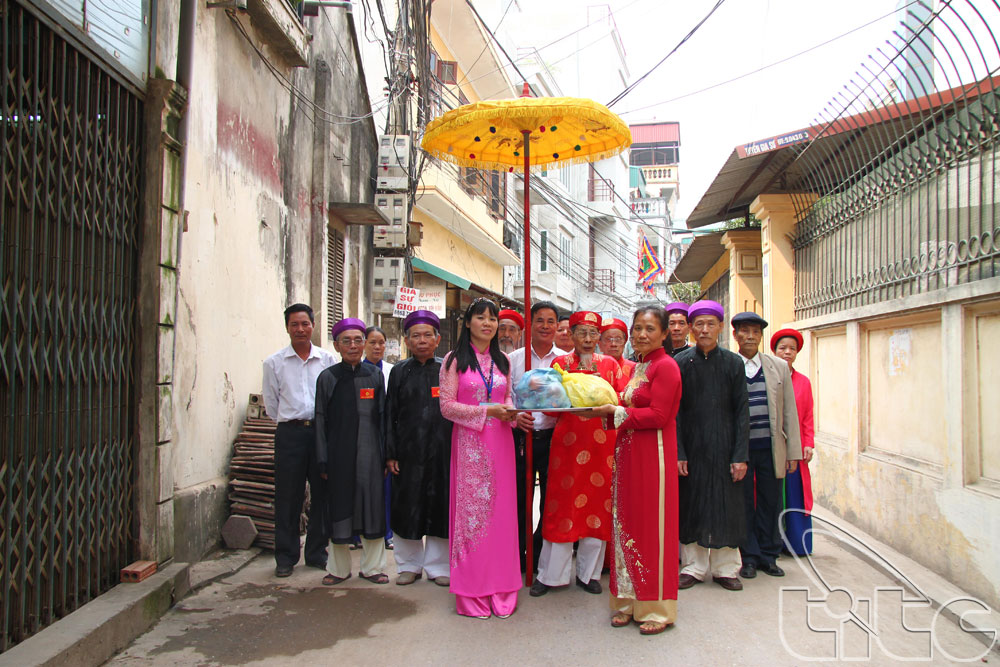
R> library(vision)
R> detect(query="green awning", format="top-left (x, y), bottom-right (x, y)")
top-left (411, 257), bottom-right (472, 289)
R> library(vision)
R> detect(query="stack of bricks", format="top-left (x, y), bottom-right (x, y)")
top-left (228, 394), bottom-right (277, 550)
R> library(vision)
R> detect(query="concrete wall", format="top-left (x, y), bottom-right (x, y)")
top-left (411, 212), bottom-right (504, 291)
top-left (148, 5), bottom-right (378, 562)
top-left (795, 279), bottom-right (1000, 609)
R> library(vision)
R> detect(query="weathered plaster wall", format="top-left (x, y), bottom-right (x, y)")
top-left (159, 8), bottom-right (377, 561)
top-left (799, 288), bottom-right (1000, 609)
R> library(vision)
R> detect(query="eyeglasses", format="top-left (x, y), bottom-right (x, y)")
top-left (602, 335), bottom-right (625, 344)
top-left (338, 337), bottom-right (365, 346)
top-left (574, 328), bottom-right (601, 339)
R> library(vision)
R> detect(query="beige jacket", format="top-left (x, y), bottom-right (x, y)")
top-left (760, 353), bottom-right (803, 478)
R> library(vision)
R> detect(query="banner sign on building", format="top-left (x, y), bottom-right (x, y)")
top-left (393, 286), bottom-right (420, 318)
top-left (412, 275), bottom-right (447, 316)
top-left (737, 128), bottom-right (813, 159)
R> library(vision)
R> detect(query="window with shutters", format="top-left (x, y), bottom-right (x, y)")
top-left (438, 60), bottom-right (458, 84)
top-left (327, 229), bottom-right (345, 339)
top-left (460, 166), bottom-right (485, 196)
top-left (540, 230), bottom-right (549, 272)
top-left (560, 234), bottom-right (571, 278)
top-left (488, 171), bottom-right (506, 221)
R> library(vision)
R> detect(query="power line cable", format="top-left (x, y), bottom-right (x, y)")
top-left (475, 29), bottom-right (618, 101)
top-left (461, 0), bottom-right (648, 99)
top-left (606, 0), bottom-right (728, 108)
top-left (617, 0), bottom-right (916, 115)
top-left (532, 0), bottom-right (645, 53)
top-left (454, 0), bottom-right (515, 88)
top-left (448, 161), bottom-right (643, 300)
top-left (227, 11), bottom-right (404, 126)
top-left (464, 0), bottom-right (529, 85)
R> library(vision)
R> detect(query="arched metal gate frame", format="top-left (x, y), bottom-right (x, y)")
top-left (785, 0), bottom-right (1000, 319)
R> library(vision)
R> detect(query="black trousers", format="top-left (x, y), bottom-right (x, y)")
top-left (274, 422), bottom-right (328, 567)
top-left (740, 447), bottom-right (782, 568)
top-left (514, 428), bottom-right (552, 573)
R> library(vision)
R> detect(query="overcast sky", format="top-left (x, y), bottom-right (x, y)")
top-left (498, 0), bottom-right (905, 221)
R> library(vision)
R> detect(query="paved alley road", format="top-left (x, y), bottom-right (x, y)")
top-left (108, 530), bottom-right (993, 666)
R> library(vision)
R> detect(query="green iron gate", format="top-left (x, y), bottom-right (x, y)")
top-left (1, 1), bottom-right (142, 651)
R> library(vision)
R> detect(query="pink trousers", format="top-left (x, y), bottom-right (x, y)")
top-left (455, 591), bottom-right (518, 618)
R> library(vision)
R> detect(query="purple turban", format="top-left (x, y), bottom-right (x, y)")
top-left (403, 309), bottom-right (440, 332)
top-left (331, 317), bottom-right (366, 340)
top-left (665, 302), bottom-right (689, 319)
top-left (687, 300), bottom-right (724, 322)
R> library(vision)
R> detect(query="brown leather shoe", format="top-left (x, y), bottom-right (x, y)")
top-left (678, 573), bottom-right (702, 589)
top-left (712, 576), bottom-right (743, 591)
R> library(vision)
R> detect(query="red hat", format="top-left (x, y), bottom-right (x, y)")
top-left (770, 328), bottom-right (804, 352)
top-left (569, 311), bottom-right (601, 329)
top-left (600, 318), bottom-right (628, 335)
top-left (498, 309), bottom-right (524, 329)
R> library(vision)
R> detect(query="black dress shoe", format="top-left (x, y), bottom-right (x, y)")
top-left (739, 562), bottom-right (757, 579)
top-left (678, 573), bottom-right (701, 589)
top-left (576, 577), bottom-right (602, 594)
top-left (275, 564), bottom-right (293, 578)
top-left (760, 562), bottom-right (785, 577)
top-left (529, 581), bottom-right (550, 597)
top-left (305, 560), bottom-right (327, 570)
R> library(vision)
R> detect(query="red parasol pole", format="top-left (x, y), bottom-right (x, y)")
top-left (521, 128), bottom-right (534, 586)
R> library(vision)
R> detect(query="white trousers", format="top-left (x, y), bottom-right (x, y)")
top-left (680, 542), bottom-right (742, 580)
top-left (392, 536), bottom-right (450, 579)
top-left (537, 538), bottom-right (606, 587)
top-left (328, 537), bottom-right (386, 578)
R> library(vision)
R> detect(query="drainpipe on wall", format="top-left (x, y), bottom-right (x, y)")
top-left (175, 0), bottom-right (196, 245)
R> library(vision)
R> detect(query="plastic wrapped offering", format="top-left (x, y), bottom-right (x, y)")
top-left (514, 369), bottom-right (572, 410)
top-left (553, 363), bottom-right (618, 407)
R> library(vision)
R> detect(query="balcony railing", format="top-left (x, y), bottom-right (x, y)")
top-left (631, 197), bottom-right (667, 217)
top-left (588, 268), bottom-right (615, 292)
top-left (587, 176), bottom-right (616, 202)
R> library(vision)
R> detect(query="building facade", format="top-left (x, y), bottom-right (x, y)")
top-left (502, 5), bottom-right (643, 320)
top-left (675, 4), bottom-right (1000, 608)
top-left (1, 0), bottom-right (381, 651)
top-left (355, 0), bottom-right (521, 354)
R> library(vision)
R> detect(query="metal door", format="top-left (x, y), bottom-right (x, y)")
top-left (1, 1), bottom-right (142, 651)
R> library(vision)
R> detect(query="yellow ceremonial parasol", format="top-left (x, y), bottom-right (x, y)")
top-left (422, 86), bottom-right (631, 585)
top-left (421, 95), bottom-right (631, 172)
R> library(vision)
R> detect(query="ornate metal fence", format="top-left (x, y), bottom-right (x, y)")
top-left (1, 2), bottom-right (142, 651)
top-left (789, 0), bottom-right (1000, 319)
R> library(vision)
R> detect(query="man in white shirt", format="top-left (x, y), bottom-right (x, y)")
top-left (262, 304), bottom-right (336, 577)
top-left (508, 300), bottom-right (568, 573)
top-left (730, 311), bottom-right (801, 581)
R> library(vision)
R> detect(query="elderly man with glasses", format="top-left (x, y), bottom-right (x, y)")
top-left (599, 317), bottom-right (635, 385)
top-left (531, 311), bottom-right (623, 597)
top-left (314, 317), bottom-right (389, 586)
